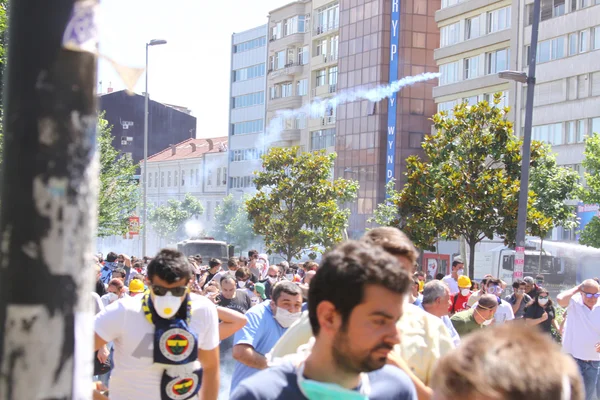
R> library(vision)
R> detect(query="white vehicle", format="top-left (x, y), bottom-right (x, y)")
top-left (474, 246), bottom-right (571, 285)
top-left (176, 237), bottom-right (234, 263)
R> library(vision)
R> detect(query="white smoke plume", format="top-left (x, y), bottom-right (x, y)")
top-left (261, 72), bottom-right (441, 148)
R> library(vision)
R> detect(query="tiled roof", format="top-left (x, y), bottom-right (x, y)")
top-left (146, 137), bottom-right (228, 163)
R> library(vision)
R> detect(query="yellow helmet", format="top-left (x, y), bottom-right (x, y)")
top-left (458, 275), bottom-right (472, 288)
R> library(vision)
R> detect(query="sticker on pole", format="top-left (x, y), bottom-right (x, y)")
top-left (62, 0), bottom-right (99, 54)
top-left (513, 246), bottom-right (525, 279)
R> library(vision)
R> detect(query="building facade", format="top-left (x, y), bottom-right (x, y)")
top-left (334, 0), bottom-right (440, 238)
top-left (228, 25), bottom-right (268, 198)
top-left (100, 90), bottom-right (196, 173)
top-left (142, 137), bottom-right (229, 253)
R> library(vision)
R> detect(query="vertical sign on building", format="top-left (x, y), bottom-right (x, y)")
top-left (386, 0), bottom-right (401, 188)
top-left (513, 246), bottom-right (525, 279)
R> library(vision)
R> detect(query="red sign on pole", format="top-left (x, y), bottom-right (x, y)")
top-left (129, 216), bottom-right (140, 236)
top-left (513, 246), bottom-right (525, 279)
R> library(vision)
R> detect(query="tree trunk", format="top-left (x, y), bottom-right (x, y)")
top-left (538, 237), bottom-right (544, 275)
top-left (0, 0), bottom-right (98, 398)
top-left (460, 236), bottom-right (467, 275)
top-left (468, 240), bottom-right (477, 280)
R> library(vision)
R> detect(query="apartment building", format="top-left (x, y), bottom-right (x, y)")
top-left (265, 1), bottom-right (313, 150)
top-left (433, 0), bottom-right (514, 116)
top-left (228, 25), bottom-right (268, 197)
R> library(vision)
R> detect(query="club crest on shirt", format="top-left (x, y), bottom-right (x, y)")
top-left (165, 375), bottom-right (199, 400)
top-left (159, 328), bottom-right (194, 362)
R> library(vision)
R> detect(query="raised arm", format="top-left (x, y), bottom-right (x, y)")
top-left (557, 285), bottom-right (580, 308)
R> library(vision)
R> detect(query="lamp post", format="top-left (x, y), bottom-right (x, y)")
top-left (143, 39), bottom-right (167, 257)
top-left (499, 0), bottom-right (541, 279)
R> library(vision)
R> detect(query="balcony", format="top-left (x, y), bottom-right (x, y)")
top-left (313, 23), bottom-right (339, 38)
top-left (322, 115), bottom-right (336, 126)
top-left (268, 95), bottom-right (303, 111)
top-left (270, 32), bottom-right (306, 50)
top-left (311, 53), bottom-right (339, 69)
top-left (308, 115), bottom-right (336, 129)
top-left (313, 84), bottom-right (334, 97)
top-left (269, 63), bottom-right (306, 84)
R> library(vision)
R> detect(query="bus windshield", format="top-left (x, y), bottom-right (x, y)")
top-left (179, 243), bottom-right (227, 259)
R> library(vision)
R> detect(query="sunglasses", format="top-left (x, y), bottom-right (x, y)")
top-left (582, 291), bottom-right (600, 299)
top-left (539, 295), bottom-right (549, 299)
top-left (150, 284), bottom-right (187, 297)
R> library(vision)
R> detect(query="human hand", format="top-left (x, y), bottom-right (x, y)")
top-left (540, 312), bottom-right (548, 322)
top-left (595, 343), bottom-right (600, 353)
top-left (97, 345), bottom-right (110, 364)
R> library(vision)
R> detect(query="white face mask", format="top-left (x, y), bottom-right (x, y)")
top-left (268, 277), bottom-right (278, 285)
top-left (238, 281), bottom-right (247, 288)
top-left (274, 306), bottom-right (301, 328)
top-left (285, 274), bottom-right (294, 281)
top-left (457, 269), bottom-right (464, 276)
top-left (153, 292), bottom-right (185, 319)
top-left (538, 298), bottom-right (549, 306)
top-left (107, 292), bottom-right (119, 303)
top-left (476, 309), bottom-right (494, 326)
top-left (461, 288), bottom-right (470, 296)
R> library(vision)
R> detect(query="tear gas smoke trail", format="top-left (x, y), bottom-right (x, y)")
top-left (262, 72), bottom-right (441, 148)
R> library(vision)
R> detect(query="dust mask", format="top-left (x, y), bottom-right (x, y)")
top-left (461, 288), bottom-right (470, 296)
top-left (153, 292), bottom-right (184, 319)
top-left (274, 307), bottom-right (301, 328)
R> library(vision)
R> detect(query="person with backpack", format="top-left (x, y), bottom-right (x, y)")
top-left (450, 275), bottom-right (472, 314)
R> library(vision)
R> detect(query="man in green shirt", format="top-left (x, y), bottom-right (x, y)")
top-left (451, 294), bottom-right (497, 337)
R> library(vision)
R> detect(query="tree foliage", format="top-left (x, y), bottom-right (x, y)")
top-left (148, 193), bottom-right (204, 243)
top-left (246, 147), bottom-right (358, 262)
top-left (211, 194), bottom-right (259, 253)
top-left (579, 133), bottom-right (600, 247)
top-left (97, 115), bottom-right (140, 237)
top-left (373, 95), bottom-right (564, 278)
top-left (211, 194), bottom-right (237, 241)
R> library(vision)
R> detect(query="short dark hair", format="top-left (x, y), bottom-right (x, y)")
top-left (512, 279), bottom-right (524, 289)
top-left (272, 281), bottom-right (302, 303)
top-left (487, 278), bottom-right (502, 286)
top-left (235, 267), bottom-right (250, 280)
top-left (308, 240), bottom-right (411, 336)
top-left (228, 257), bottom-right (239, 268)
top-left (106, 252), bottom-right (118, 263)
top-left (452, 260), bottom-right (462, 267)
top-left (133, 273), bottom-right (145, 281)
top-left (248, 249), bottom-right (259, 258)
top-left (361, 227), bottom-right (419, 264)
top-left (238, 256), bottom-right (248, 266)
top-left (436, 273), bottom-right (445, 280)
top-left (147, 249), bottom-right (193, 284)
top-left (112, 267), bottom-right (126, 279)
top-left (209, 258), bottom-right (222, 269)
top-left (108, 278), bottom-right (124, 290)
top-left (133, 261), bottom-right (143, 269)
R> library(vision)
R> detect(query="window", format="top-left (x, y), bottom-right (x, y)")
top-left (578, 120), bottom-right (586, 142)
top-left (592, 117), bottom-right (600, 135)
top-left (233, 37), bottom-right (267, 53)
top-left (440, 61), bottom-right (459, 84)
top-left (437, 100), bottom-right (459, 113)
top-left (533, 37), bottom-right (566, 64)
top-left (487, 6), bottom-right (511, 34)
top-left (281, 82), bottom-right (293, 98)
top-left (310, 129), bottom-right (336, 150)
top-left (223, 168), bottom-right (227, 185)
top-left (566, 121), bottom-right (576, 143)
top-left (552, 37), bottom-right (566, 59)
top-left (465, 16), bottom-right (480, 40)
top-left (440, 22), bottom-right (460, 47)
top-left (296, 114), bottom-right (307, 129)
top-left (230, 148), bottom-right (263, 162)
top-left (569, 33), bottom-right (578, 56)
top-left (207, 170), bottom-right (212, 186)
top-left (567, 76), bottom-right (578, 100)
top-left (167, 171), bottom-right (171, 187)
top-left (297, 79), bottom-right (308, 96)
top-left (217, 168), bottom-right (221, 186)
top-left (316, 69), bottom-right (327, 86)
top-left (298, 45), bottom-right (309, 65)
top-left (232, 92), bottom-right (264, 109)
top-left (181, 170), bottom-right (185, 186)
top-left (409, 132), bottom-right (425, 148)
top-left (486, 49), bottom-right (509, 74)
top-left (233, 64), bottom-right (266, 82)
top-left (592, 72), bottom-right (600, 96)
top-left (578, 74), bottom-right (588, 98)
top-left (464, 56), bottom-right (479, 80)
top-left (148, 173), bottom-right (152, 187)
top-left (276, 50), bottom-right (285, 69)
top-left (232, 119), bottom-right (264, 135)
top-left (329, 66), bottom-right (338, 86)
top-left (441, 0), bottom-right (460, 8)
top-left (174, 171), bottom-right (178, 187)
top-left (538, 40), bottom-right (551, 63)
top-left (316, 39), bottom-right (327, 56)
top-left (330, 36), bottom-right (339, 60)
top-left (580, 31), bottom-right (588, 53)
top-left (161, 172), bottom-right (165, 187)
top-left (553, 0), bottom-right (566, 16)
top-left (593, 26), bottom-right (600, 50)
top-left (154, 172), bottom-right (158, 188)
top-left (532, 123), bottom-right (563, 145)
top-left (316, 3), bottom-right (339, 34)
top-left (271, 22), bottom-right (282, 40)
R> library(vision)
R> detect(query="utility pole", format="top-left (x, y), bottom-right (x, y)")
top-left (0, 0), bottom-right (98, 398)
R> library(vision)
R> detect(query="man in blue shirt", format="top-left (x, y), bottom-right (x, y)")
top-left (230, 281), bottom-right (303, 391)
top-left (231, 240), bottom-right (417, 400)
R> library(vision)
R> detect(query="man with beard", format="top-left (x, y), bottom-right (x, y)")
top-left (230, 240), bottom-right (416, 399)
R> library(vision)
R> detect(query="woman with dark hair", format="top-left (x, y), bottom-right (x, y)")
top-left (524, 287), bottom-right (560, 335)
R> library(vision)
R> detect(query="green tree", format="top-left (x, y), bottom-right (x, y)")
top-left (97, 115), bottom-right (140, 237)
top-left (226, 196), bottom-right (259, 254)
top-left (211, 194), bottom-right (237, 241)
top-left (528, 144), bottom-right (580, 269)
top-left (246, 147), bottom-right (358, 262)
top-left (374, 95), bottom-right (551, 278)
top-left (579, 132), bottom-right (600, 247)
top-left (148, 193), bottom-right (204, 243)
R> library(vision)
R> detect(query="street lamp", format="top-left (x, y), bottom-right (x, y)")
top-left (499, 0), bottom-right (541, 279)
top-left (143, 38), bottom-right (167, 257)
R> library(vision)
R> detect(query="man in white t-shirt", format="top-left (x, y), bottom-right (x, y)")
top-left (94, 249), bottom-right (220, 400)
top-left (442, 257), bottom-right (464, 295)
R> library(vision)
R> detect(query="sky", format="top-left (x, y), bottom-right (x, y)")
top-left (98, 0), bottom-right (286, 138)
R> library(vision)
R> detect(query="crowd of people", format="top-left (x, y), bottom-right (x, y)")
top-left (91, 227), bottom-right (599, 400)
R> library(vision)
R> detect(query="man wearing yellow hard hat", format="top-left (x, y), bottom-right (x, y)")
top-left (450, 275), bottom-right (472, 314)
top-left (128, 279), bottom-right (145, 297)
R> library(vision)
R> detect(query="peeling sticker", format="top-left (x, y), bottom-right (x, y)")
top-left (62, 0), bottom-right (99, 54)
top-left (38, 117), bottom-right (58, 146)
